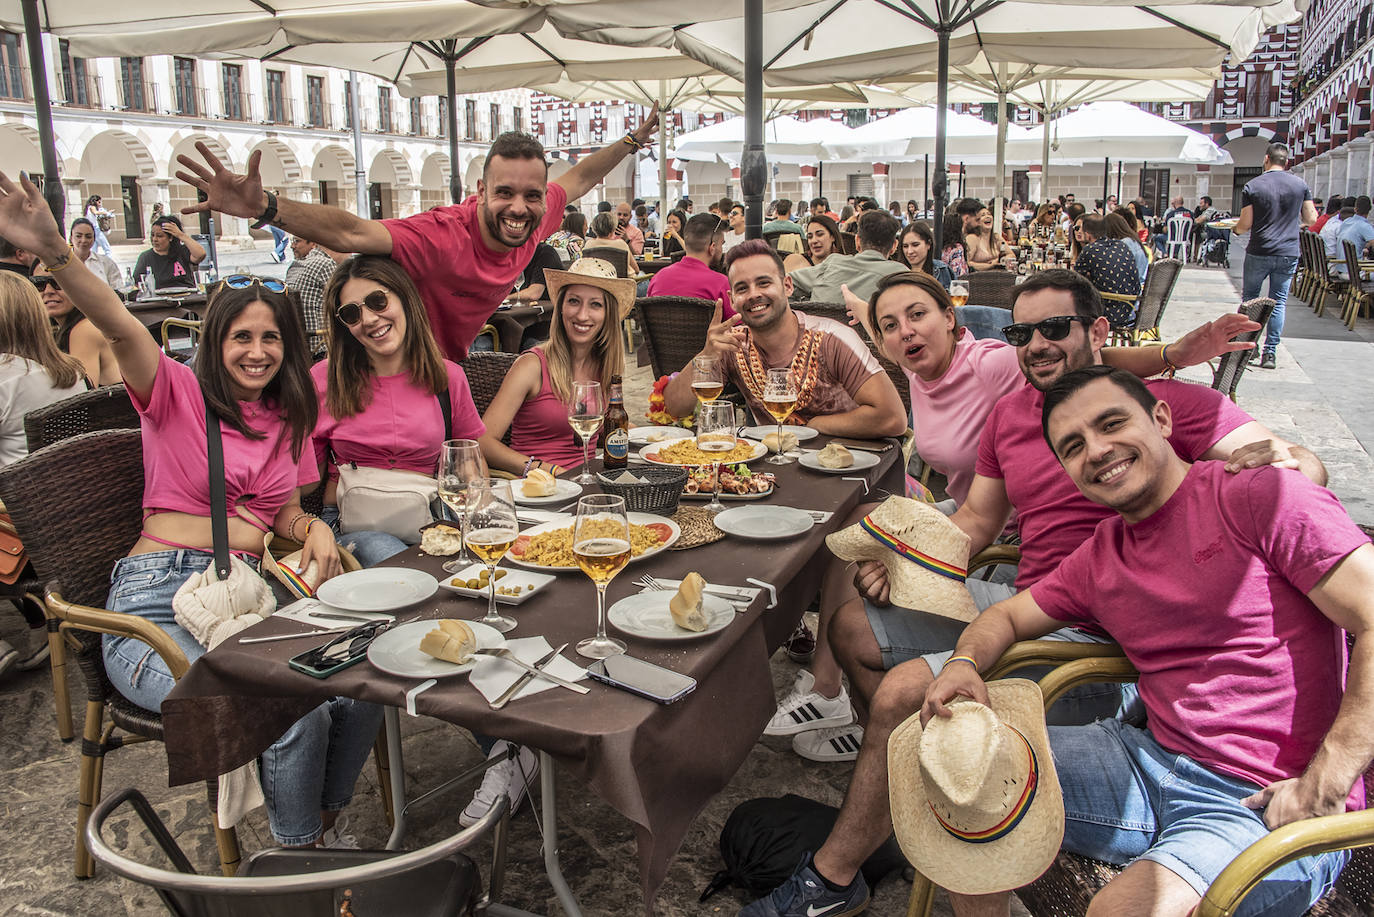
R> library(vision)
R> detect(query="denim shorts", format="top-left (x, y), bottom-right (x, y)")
top-left (1052, 719), bottom-right (1347, 916)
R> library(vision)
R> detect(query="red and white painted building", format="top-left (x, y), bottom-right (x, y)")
top-left (1287, 0), bottom-right (1374, 198)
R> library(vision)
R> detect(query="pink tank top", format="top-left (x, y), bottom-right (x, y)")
top-left (508, 348), bottom-right (588, 469)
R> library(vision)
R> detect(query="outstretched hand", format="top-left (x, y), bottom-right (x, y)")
top-left (631, 102), bottom-right (661, 147)
top-left (0, 171), bottom-right (66, 261)
top-left (1166, 312), bottom-right (1261, 368)
top-left (176, 142), bottom-right (268, 221)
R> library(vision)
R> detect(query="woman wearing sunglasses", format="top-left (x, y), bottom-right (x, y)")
top-left (312, 256), bottom-right (486, 566)
top-left (0, 272), bottom-right (86, 466)
top-left (31, 269), bottom-right (119, 385)
top-left (0, 171), bottom-right (382, 849)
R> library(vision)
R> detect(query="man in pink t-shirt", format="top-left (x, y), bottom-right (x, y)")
top-left (922, 365), bottom-right (1372, 917)
top-left (645, 212), bottom-right (734, 319)
top-left (175, 111), bottom-right (661, 360)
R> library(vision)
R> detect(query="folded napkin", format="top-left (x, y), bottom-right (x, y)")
top-left (275, 597), bottom-right (392, 627)
top-left (469, 636), bottom-right (588, 705)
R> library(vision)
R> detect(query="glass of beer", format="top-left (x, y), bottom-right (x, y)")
top-left (763, 367), bottom-right (799, 465)
top-left (438, 439), bottom-right (484, 573)
top-left (696, 399), bottom-right (737, 513)
top-left (692, 355), bottom-right (724, 403)
top-left (567, 380), bottom-right (604, 485)
top-left (949, 280), bottom-right (969, 308)
top-left (464, 478), bottom-right (519, 633)
top-left (573, 494), bottom-right (630, 659)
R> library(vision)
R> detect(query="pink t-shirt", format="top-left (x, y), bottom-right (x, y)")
top-left (975, 378), bottom-right (1250, 590)
top-left (1032, 462), bottom-right (1368, 809)
top-left (310, 360), bottom-right (486, 480)
top-left (383, 183), bottom-right (569, 362)
top-left (508, 348), bottom-right (587, 469)
top-left (132, 353), bottom-right (318, 529)
top-left (646, 256), bottom-right (736, 320)
top-left (907, 334), bottom-right (1021, 505)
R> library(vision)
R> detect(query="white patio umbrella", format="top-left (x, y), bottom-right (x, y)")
top-left (670, 115), bottom-right (860, 165)
top-left (822, 106), bottom-right (1034, 162)
top-left (1009, 100), bottom-right (1234, 165)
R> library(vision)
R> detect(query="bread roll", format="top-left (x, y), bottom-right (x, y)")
top-left (522, 468), bottom-right (557, 497)
top-left (817, 442), bottom-right (854, 469)
top-left (420, 523), bottom-right (463, 556)
top-left (419, 619), bottom-right (477, 664)
top-left (669, 572), bottom-right (709, 632)
top-left (763, 431), bottom-right (799, 454)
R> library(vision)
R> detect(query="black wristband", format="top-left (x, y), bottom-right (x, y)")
top-left (251, 189), bottom-right (279, 229)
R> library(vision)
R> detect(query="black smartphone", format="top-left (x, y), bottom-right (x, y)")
top-left (288, 649), bottom-right (367, 679)
top-left (586, 655), bottom-right (696, 704)
top-left (286, 620), bottom-right (386, 679)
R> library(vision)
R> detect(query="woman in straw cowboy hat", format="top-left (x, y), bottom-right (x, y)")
top-left (479, 256), bottom-right (632, 476)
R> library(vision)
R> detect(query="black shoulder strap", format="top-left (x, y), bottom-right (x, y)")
top-left (203, 397), bottom-right (231, 580)
top-left (438, 387), bottom-right (453, 442)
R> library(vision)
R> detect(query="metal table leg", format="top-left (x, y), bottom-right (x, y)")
top-left (384, 706), bottom-right (407, 850)
top-left (486, 751), bottom-right (583, 917)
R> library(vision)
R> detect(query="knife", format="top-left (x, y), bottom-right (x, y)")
top-left (652, 577), bottom-right (756, 601)
top-left (487, 643), bottom-right (576, 709)
top-left (308, 610), bottom-right (392, 624)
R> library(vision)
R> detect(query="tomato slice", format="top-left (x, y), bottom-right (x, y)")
top-left (509, 535), bottom-right (531, 557)
top-left (643, 522), bottom-right (672, 543)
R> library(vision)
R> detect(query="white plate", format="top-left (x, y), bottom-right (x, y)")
top-left (798, 449), bottom-right (882, 474)
top-left (367, 620), bottom-right (506, 678)
top-left (739, 424), bottom-right (819, 443)
top-left (627, 425), bottom-right (693, 446)
top-left (608, 591), bottom-right (735, 641)
top-left (439, 564), bottom-right (556, 604)
top-left (713, 505), bottom-right (816, 541)
top-left (639, 438), bottom-right (767, 466)
top-left (505, 512), bottom-right (681, 572)
top-left (511, 476), bottom-right (582, 505)
top-left (315, 568), bottom-right (439, 612)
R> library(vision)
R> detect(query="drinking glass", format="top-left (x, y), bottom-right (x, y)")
top-left (568, 380), bottom-right (604, 485)
top-left (437, 439), bottom-right (484, 573)
top-left (696, 400), bottom-right (736, 513)
top-left (691, 355), bottom-right (724, 404)
top-left (463, 478), bottom-right (519, 633)
top-left (573, 494), bottom-right (630, 659)
top-left (762, 368), bottom-right (799, 466)
top-left (949, 280), bottom-right (969, 308)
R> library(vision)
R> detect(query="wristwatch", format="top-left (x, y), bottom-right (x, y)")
top-left (251, 190), bottom-right (279, 229)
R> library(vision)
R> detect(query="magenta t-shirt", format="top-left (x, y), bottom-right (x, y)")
top-left (908, 334), bottom-right (1022, 506)
top-left (646, 256), bottom-right (736, 320)
top-left (383, 183), bottom-right (569, 361)
top-left (1032, 462), bottom-right (1368, 809)
top-left (975, 378), bottom-right (1251, 589)
top-left (131, 353), bottom-right (318, 529)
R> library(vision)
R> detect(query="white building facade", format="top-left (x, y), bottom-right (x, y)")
top-left (1287, 0), bottom-right (1374, 199)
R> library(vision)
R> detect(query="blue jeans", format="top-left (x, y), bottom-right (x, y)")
top-left (319, 505), bottom-right (408, 568)
top-left (1052, 719), bottom-right (1347, 916)
top-left (269, 225), bottom-right (289, 261)
top-left (104, 549), bottom-right (383, 845)
top-left (1242, 253), bottom-right (1299, 355)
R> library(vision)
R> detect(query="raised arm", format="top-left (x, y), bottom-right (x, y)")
top-left (1102, 312), bottom-right (1262, 377)
top-left (160, 219), bottom-right (206, 265)
top-left (554, 104), bottom-right (660, 202)
top-left (176, 143), bottom-right (393, 255)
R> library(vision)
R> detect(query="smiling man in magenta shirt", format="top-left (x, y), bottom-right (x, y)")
top-left (646, 212), bottom-right (735, 319)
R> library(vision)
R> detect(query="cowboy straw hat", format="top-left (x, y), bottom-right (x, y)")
top-left (543, 257), bottom-right (637, 319)
top-left (825, 496), bottom-right (979, 621)
top-left (889, 679), bottom-right (1064, 895)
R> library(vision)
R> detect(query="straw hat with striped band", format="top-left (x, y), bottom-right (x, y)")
top-left (824, 496), bottom-right (978, 622)
top-left (543, 256), bottom-right (637, 319)
top-left (888, 679), bottom-right (1064, 895)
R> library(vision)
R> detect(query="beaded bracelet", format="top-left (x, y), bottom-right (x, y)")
top-left (945, 654), bottom-right (978, 671)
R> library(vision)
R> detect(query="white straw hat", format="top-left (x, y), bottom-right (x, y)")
top-left (825, 496), bottom-right (978, 621)
top-left (888, 679), bottom-right (1064, 895)
top-left (543, 256), bottom-right (637, 319)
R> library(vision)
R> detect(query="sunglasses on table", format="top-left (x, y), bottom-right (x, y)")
top-left (30, 276), bottom-right (60, 293)
top-left (335, 289), bottom-right (390, 326)
top-left (1001, 315), bottom-right (1092, 347)
top-left (296, 619), bottom-right (391, 669)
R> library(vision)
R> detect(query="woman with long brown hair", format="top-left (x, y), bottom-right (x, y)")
top-left (784, 213), bottom-right (843, 273)
top-left (893, 221), bottom-right (953, 289)
top-left (0, 272), bottom-right (85, 465)
top-left (31, 268), bottom-right (119, 385)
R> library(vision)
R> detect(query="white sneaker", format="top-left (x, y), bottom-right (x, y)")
top-left (0, 640), bottom-right (17, 680)
top-left (320, 814), bottom-right (359, 849)
top-left (792, 724), bottom-right (864, 763)
top-left (764, 670), bottom-right (854, 737)
top-left (460, 741), bottom-right (538, 827)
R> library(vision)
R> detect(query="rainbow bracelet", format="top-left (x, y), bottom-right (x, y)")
top-left (946, 654), bottom-right (978, 671)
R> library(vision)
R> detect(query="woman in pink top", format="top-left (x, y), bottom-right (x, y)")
top-left (480, 257), bottom-right (633, 476)
top-left (0, 172), bottom-right (382, 849)
top-left (313, 256), bottom-right (485, 566)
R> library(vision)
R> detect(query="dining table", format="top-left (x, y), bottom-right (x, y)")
top-left (127, 291), bottom-right (209, 331)
top-left (487, 302), bottom-right (551, 353)
top-left (161, 434), bottom-right (906, 915)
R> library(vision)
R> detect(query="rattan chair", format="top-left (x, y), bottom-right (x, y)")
top-left (1306, 231), bottom-right (1347, 318)
top-left (1339, 240), bottom-right (1374, 331)
top-left (459, 350), bottom-right (518, 452)
top-left (22, 383), bottom-right (139, 453)
top-left (1206, 297), bottom-right (1274, 401)
top-left (966, 269), bottom-right (1018, 309)
top-left (633, 295), bottom-right (717, 380)
top-left (1295, 230), bottom-right (1320, 310)
top-left (794, 302), bottom-right (911, 421)
top-left (583, 244), bottom-right (631, 278)
top-left (1132, 258), bottom-right (1183, 344)
top-left (161, 317), bottom-right (203, 361)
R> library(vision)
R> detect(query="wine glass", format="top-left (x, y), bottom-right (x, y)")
top-left (949, 280), bottom-right (969, 308)
top-left (691, 355), bottom-right (724, 404)
top-left (762, 368), bottom-right (799, 466)
top-left (696, 400), bottom-right (736, 513)
top-left (573, 494), bottom-right (630, 659)
top-left (568, 380), bottom-right (604, 486)
top-left (463, 478), bottom-right (519, 633)
top-left (438, 439), bottom-right (484, 574)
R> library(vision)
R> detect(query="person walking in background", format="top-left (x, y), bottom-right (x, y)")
top-left (83, 195), bottom-right (115, 256)
top-left (1232, 142), bottom-right (1317, 370)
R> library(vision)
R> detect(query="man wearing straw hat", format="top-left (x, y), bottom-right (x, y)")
top-left (917, 364), bottom-right (1372, 917)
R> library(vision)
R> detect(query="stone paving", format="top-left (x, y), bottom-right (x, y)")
top-left (1, 242), bottom-right (1369, 916)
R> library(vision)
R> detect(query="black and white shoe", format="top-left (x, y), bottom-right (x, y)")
top-left (764, 670), bottom-right (854, 737)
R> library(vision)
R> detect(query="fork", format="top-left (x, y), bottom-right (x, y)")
top-left (635, 575), bottom-right (752, 609)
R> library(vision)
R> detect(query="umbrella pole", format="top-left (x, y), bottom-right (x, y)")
top-left (740, 0), bottom-right (766, 240)
top-left (932, 25), bottom-right (950, 253)
top-left (658, 84), bottom-right (669, 214)
top-left (1117, 161), bottom-right (1124, 204)
top-left (1040, 107), bottom-right (1051, 204)
top-left (1103, 158), bottom-right (1110, 211)
top-left (994, 90), bottom-right (1007, 234)
top-left (349, 70), bottom-right (368, 218)
top-left (924, 154), bottom-right (929, 218)
top-left (21, 0), bottom-right (63, 225)
top-left (446, 58), bottom-right (461, 204)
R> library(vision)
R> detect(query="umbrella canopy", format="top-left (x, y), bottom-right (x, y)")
top-left (1009, 100), bottom-right (1234, 163)
top-left (822, 106), bottom-right (1036, 162)
top-left (670, 115), bottom-right (860, 165)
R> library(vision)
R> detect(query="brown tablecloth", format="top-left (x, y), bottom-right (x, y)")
top-left (128, 293), bottom-right (209, 330)
top-left (163, 438), bottom-right (904, 906)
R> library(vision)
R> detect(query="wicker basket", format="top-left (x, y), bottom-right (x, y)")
top-left (597, 465), bottom-right (688, 516)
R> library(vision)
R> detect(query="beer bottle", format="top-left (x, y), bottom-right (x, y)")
top-left (602, 375), bottom-right (630, 470)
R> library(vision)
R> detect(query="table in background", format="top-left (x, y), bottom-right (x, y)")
top-left (488, 303), bottom-right (550, 353)
top-left (128, 292), bottom-right (208, 332)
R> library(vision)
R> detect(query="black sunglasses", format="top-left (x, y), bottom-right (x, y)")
top-left (335, 289), bottom-right (390, 326)
top-left (31, 276), bottom-right (59, 293)
top-left (298, 619), bottom-right (390, 669)
top-left (1001, 315), bottom-right (1091, 347)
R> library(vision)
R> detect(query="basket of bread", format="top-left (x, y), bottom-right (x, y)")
top-left (597, 465), bottom-right (688, 516)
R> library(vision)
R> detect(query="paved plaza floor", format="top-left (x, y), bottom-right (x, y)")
top-left (1, 242), bottom-right (1369, 916)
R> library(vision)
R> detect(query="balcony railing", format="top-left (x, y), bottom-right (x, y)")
top-left (263, 95), bottom-right (294, 125)
top-left (0, 64), bottom-right (31, 101)
top-left (221, 89), bottom-right (252, 121)
top-left (304, 100), bottom-right (332, 130)
top-left (61, 73), bottom-right (103, 109)
top-left (172, 86), bottom-right (209, 118)
top-left (118, 79), bottom-right (158, 113)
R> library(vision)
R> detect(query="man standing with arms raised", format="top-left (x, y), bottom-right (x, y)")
top-left (175, 107), bottom-right (659, 360)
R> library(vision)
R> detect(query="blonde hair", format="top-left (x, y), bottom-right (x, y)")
top-left (541, 282), bottom-right (624, 404)
top-left (0, 273), bottom-right (85, 389)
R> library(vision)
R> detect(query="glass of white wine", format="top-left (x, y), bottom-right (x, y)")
top-left (949, 280), bottom-right (969, 308)
top-left (568, 380), bottom-right (604, 486)
top-left (573, 494), bottom-right (630, 659)
top-left (762, 367), bottom-right (799, 466)
top-left (692, 355), bottom-right (724, 404)
top-left (696, 399), bottom-right (737, 513)
top-left (438, 439), bottom-right (484, 574)
top-left (463, 478), bottom-right (519, 633)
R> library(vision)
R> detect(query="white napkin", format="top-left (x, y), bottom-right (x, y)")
top-left (469, 636), bottom-right (588, 705)
top-left (275, 597), bottom-right (392, 627)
